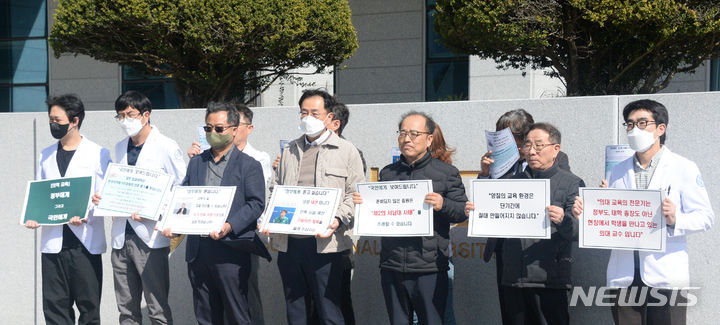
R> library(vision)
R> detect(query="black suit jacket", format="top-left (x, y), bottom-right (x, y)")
top-left (182, 147), bottom-right (270, 263)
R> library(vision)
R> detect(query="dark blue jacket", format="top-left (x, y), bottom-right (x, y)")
top-left (183, 147), bottom-right (270, 263)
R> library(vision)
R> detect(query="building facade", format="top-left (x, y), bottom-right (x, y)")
top-left (0, 0), bottom-right (717, 112)
top-left (334, 0), bottom-right (717, 104)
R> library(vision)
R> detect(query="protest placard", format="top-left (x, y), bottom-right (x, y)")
top-left (261, 186), bottom-right (342, 236)
top-left (159, 186), bottom-right (236, 235)
top-left (579, 188), bottom-right (665, 252)
top-left (21, 176), bottom-right (93, 225)
top-left (468, 179), bottom-right (550, 239)
top-left (94, 163), bottom-right (174, 220)
top-left (355, 180), bottom-right (433, 237)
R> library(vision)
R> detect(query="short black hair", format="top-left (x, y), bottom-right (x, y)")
top-left (398, 111), bottom-right (436, 134)
top-left (496, 109), bottom-right (535, 140)
top-left (528, 122), bottom-right (561, 144)
top-left (622, 99), bottom-right (668, 144)
top-left (331, 102), bottom-right (349, 136)
top-left (114, 90), bottom-right (152, 114)
top-left (47, 94), bottom-right (85, 129)
top-left (235, 103), bottom-right (254, 124)
top-left (205, 101), bottom-right (240, 126)
top-left (298, 88), bottom-right (336, 114)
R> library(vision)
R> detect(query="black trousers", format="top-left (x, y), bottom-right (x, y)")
top-left (500, 286), bottom-right (569, 325)
top-left (278, 237), bottom-right (345, 325)
top-left (188, 239), bottom-right (252, 325)
top-left (380, 269), bottom-right (448, 325)
top-left (41, 245), bottom-right (103, 325)
top-left (489, 239), bottom-right (515, 325)
top-left (340, 265), bottom-right (355, 325)
top-left (306, 250), bottom-right (355, 325)
top-left (610, 269), bottom-right (687, 325)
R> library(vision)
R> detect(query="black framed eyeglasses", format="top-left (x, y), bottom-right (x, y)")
top-left (622, 120), bottom-right (656, 131)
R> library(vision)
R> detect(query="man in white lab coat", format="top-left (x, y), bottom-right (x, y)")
top-left (93, 90), bottom-right (186, 325)
top-left (25, 94), bottom-right (111, 325)
top-left (573, 99), bottom-right (714, 325)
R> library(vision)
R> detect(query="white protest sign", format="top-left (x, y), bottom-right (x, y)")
top-left (355, 180), bottom-right (434, 237)
top-left (261, 186), bottom-right (342, 236)
top-left (468, 179), bottom-right (550, 239)
top-left (94, 163), bottom-right (174, 220)
top-left (159, 186), bottom-right (237, 235)
top-left (579, 188), bottom-right (665, 252)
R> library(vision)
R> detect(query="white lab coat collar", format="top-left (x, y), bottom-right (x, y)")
top-left (111, 126), bottom-right (186, 249)
top-left (38, 135), bottom-right (110, 254)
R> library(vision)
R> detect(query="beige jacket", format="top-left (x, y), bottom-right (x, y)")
top-left (271, 131), bottom-right (365, 253)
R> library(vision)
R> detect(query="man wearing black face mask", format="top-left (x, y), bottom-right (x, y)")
top-left (25, 94), bottom-right (111, 325)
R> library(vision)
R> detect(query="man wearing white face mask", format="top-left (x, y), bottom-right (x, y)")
top-left (573, 99), bottom-right (714, 325)
top-left (265, 89), bottom-right (364, 325)
top-left (93, 90), bottom-right (186, 325)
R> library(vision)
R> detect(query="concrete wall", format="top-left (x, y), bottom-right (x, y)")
top-left (2, 92), bottom-right (719, 324)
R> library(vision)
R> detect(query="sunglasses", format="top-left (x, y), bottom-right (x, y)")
top-left (203, 125), bottom-right (235, 133)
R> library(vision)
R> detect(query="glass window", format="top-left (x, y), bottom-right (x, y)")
top-left (0, 0), bottom-right (48, 112)
top-left (425, 3), bottom-right (468, 101)
top-left (123, 65), bottom-right (173, 81)
top-left (0, 86), bottom-right (10, 112)
top-left (122, 81), bottom-right (180, 109)
top-left (0, 39), bottom-right (48, 83)
top-left (710, 59), bottom-right (720, 91)
top-left (426, 9), bottom-right (455, 60)
top-left (13, 0), bottom-right (46, 38)
top-left (122, 66), bottom-right (180, 109)
top-left (11, 85), bottom-right (46, 112)
top-left (1, 0), bottom-right (46, 38)
top-left (426, 61), bottom-right (469, 101)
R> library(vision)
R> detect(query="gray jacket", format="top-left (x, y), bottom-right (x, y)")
top-left (271, 131), bottom-right (365, 253)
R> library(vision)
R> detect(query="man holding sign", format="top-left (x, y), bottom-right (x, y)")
top-left (92, 91), bottom-right (186, 325)
top-left (163, 102), bottom-right (267, 325)
top-left (573, 100), bottom-right (714, 325)
top-left (25, 94), bottom-right (111, 325)
top-left (268, 89), bottom-right (364, 325)
top-left (470, 122), bottom-right (584, 325)
top-left (354, 112), bottom-right (468, 325)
